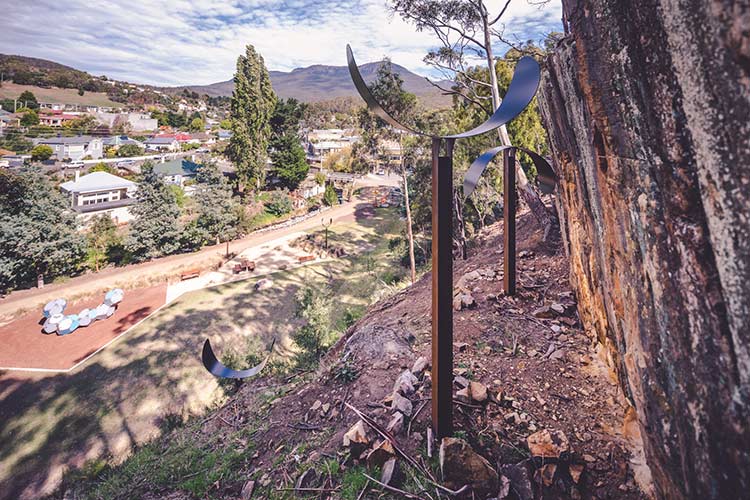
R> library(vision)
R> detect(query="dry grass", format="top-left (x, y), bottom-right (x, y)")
top-left (0, 82), bottom-right (123, 108)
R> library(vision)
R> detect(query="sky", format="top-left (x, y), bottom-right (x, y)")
top-left (0, 0), bottom-right (562, 87)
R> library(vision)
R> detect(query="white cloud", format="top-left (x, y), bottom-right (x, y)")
top-left (0, 0), bottom-right (562, 86)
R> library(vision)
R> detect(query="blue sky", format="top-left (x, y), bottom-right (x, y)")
top-left (0, 0), bottom-right (562, 86)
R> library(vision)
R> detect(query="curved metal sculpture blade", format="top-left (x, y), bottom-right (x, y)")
top-left (347, 45), bottom-right (541, 139)
top-left (202, 338), bottom-right (276, 379)
top-left (445, 56), bottom-right (541, 139)
top-left (347, 45), bottom-right (428, 137)
top-left (463, 146), bottom-right (557, 197)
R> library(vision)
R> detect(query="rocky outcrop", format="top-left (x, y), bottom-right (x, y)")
top-left (538, 0), bottom-right (750, 498)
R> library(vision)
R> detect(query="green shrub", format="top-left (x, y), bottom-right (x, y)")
top-left (264, 189), bottom-right (293, 216)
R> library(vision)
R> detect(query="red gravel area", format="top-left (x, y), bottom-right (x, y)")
top-left (0, 284), bottom-right (166, 371)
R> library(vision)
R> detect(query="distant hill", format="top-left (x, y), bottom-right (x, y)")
top-left (168, 62), bottom-right (453, 109)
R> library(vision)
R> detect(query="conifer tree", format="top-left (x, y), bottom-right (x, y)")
top-left (125, 162), bottom-right (182, 261)
top-left (227, 45), bottom-right (277, 191)
top-left (194, 162), bottom-right (240, 244)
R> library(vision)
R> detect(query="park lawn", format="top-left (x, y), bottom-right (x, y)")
top-left (0, 82), bottom-right (124, 108)
top-left (0, 206), bottom-right (405, 500)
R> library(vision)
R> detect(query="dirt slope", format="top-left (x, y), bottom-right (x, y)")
top-left (62, 210), bottom-right (649, 499)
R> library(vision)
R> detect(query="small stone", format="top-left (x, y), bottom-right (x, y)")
top-left (504, 412), bottom-right (521, 425)
top-left (310, 400), bottom-right (322, 411)
top-left (469, 381), bottom-right (488, 403)
top-left (454, 375), bottom-right (470, 388)
top-left (539, 463), bottom-right (557, 486)
top-left (343, 420), bottom-right (370, 450)
top-left (533, 306), bottom-right (556, 319)
top-left (367, 439), bottom-right (396, 468)
top-left (381, 457), bottom-right (403, 486)
top-left (321, 403), bottom-right (330, 415)
top-left (440, 438), bottom-right (499, 497)
top-left (255, 278), bottom-right (273, 290)
top-left (411, 356), bottom-right (429, 375)
top-left (550, 303), bottom-right (566, 314)
top-left (386, 412), bottom-right (404, 435)
top-left (393, 370), bottom-right (419, 395)
top-left (456, 387), bottom-right (471, 403)
top-left (569, 464), bottom-right (584, 483)
top-left (583, 454), bottom-right (596, 463)
top-left (391, 392), bottom-right (413, 416)
top-left (527, 429), bottom-right (570, 459)
top-left (240, 480), bottom-right (255, 499)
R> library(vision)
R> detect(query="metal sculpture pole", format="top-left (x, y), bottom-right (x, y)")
top-left (431, 138), bottom-right (454, 438)
top-left (503, 148), bottom-right (517, 295)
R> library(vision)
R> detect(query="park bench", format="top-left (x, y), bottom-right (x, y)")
top-left (298, 255), bottom-right (316, 263)
top-left (233, 259), bottom-right (256, 274)
top-left (180, 268), bottom-right (201, 280)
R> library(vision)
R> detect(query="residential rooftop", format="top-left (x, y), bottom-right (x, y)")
top-left (60, 172), bottom-right (136, 193)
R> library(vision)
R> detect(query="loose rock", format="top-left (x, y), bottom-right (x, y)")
top-left (391, 392), bottom-right (413, 417)
top-left (527, 429), bottom-right (570, 459)
top-left (440, 437), bottom-right (499, 497)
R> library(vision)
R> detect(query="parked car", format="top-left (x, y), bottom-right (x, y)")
top-left (68, 160), bottom-right (85, 169)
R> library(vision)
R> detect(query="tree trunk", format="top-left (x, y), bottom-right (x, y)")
top-left (401, 137), bottom-right (417, 284)
top-left (538, 1), bottom-right (750, 498)
top-left (479, 1), bottom-right (553, 231)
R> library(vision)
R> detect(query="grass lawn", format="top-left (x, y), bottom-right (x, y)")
top-left (0, 82), bottom-right (124, 108)
top-left (0, 206), bottom-right (406, 500)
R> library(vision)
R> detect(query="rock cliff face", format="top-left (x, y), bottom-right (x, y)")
top-left (538, 0), bottom-right (750, 498)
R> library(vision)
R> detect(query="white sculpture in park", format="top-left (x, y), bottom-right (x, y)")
top-left (41, 289), bottom-right (124, 336)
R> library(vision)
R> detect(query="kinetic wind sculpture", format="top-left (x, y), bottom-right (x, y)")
top-left (347, 45), bottom-right (557, 438)
top-left (41, 289), bottom-right (124, 336)
top-left (198, 47), bottom-right (558, 438)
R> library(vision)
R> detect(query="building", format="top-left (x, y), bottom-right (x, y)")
top-left (36, 136), bottom-right (103, 161)
top-left (102, 135), bottom-right (144, 148)
top-left (152, 158), bottom-right (202, 187)
top-left (95, 112), bottom-right (158, 132)
top-left (217, 129), bottom-right (232, 140)
top-left (144, 137), bottom-right (180, 152)
top-left (38, 110), bottom-right (79, 127)
top-left (295, 177), bottom-right (326, 199)
top-left (0, 110), bottom-right (20, 135)
top-left (380, 140), bottom-right (403, 164)
top-left (60, 171), bottom-right (137, 223)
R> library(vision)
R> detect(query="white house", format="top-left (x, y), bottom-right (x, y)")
top-left (95, 112), bottom-right (158, 132)
top-left (36, 136), bottom-right (103, 161)
top-left (60, 171), bottom-right (137, 224)
top-left (144, 137), bottom-right (180, 152)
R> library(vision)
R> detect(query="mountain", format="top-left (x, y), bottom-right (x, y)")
top-left (170, 62), bottom-right (453, 108)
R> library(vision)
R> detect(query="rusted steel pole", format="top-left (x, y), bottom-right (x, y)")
top-left (503, 148), bottom-right (517, 295)
top-left (431, 138), bottom-right (454, 439)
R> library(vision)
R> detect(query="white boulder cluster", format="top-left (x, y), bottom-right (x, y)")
top-left (41, 289), bottom-right (124, 336)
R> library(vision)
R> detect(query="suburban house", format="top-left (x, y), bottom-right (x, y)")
top-left (38, 111), bottom-right (78, 127)
top-left (308, 140), bottom-right (350, 162)
top-left (102, 135), bottom-right (144, 148)
top-left (380, 140), bottom-right (403, 164)
top-left (0, 110), bottom-right (21, 134)
top-left (36, 136), bottom-right (104, 161)
top-left (152, 158), bottom-right (202, 188)
top-left (144, 137), bottom-right (180, 152)
top-left (60, 171), bottom-right (137, 223)
top-left (95, 112), bottom-right (158, 132)
top-left (295, 178), bottom-right (326, 199)
top-left (187, 132), bottom-right (215, 145)
top-left (217, 129), bottom-right (232, 140)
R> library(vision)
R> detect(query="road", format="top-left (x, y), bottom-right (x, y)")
top-left (0, 175), bottom-right (400, 322)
